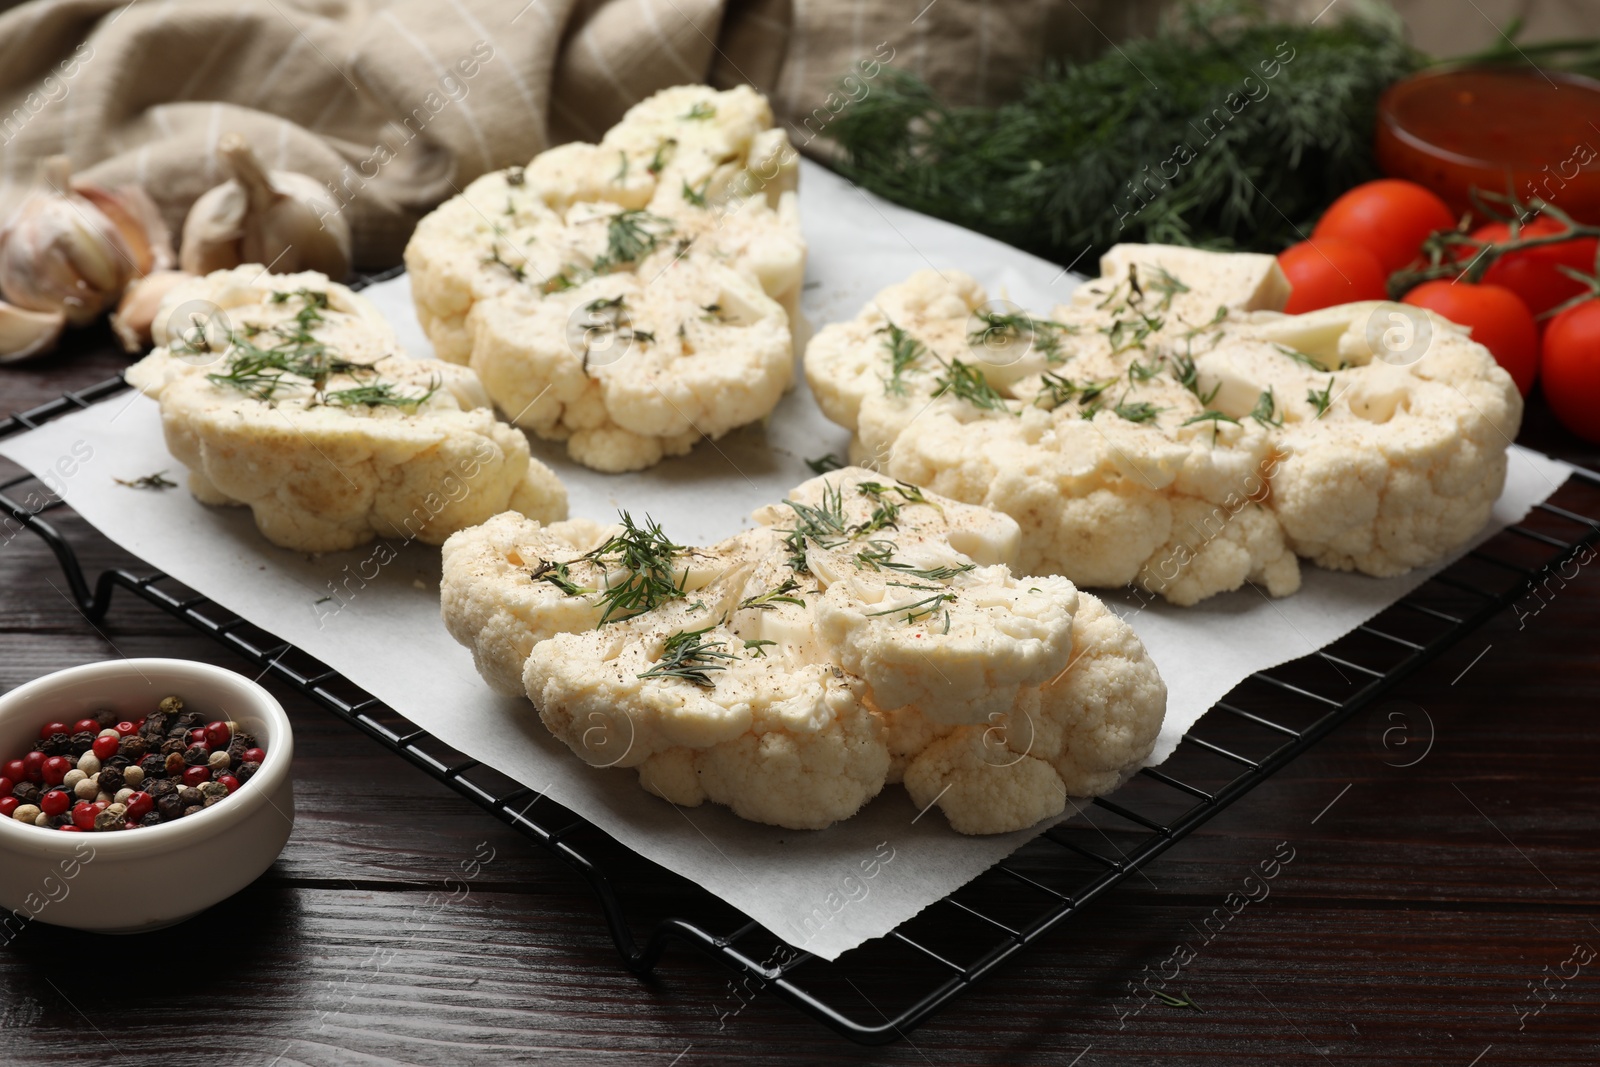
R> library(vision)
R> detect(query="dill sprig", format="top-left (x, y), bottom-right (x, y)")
top-left (805, 453), bottom-right (844, 474)
top-left (1250, 389), bottom-right (1283, 428)
top-left (1168, 350), bottom-right (1220, 404)
top-left (1182, 305), bottom-right (1230, 340)
top-left (681, 178), bottom-right (710, 208)
top-left (1308, 377), bottom-right (1336, 418)
top-left (321, 379), bottom-right (437, 410)
top-left (582, 512), bottom-right (686, 626)
top-left (744, 638), bottom-right (776, 658)
top-left (1128, 357), bottom-right (1162, 383)
top-left (867, 589), bottom-right (956, 625)
top-left (1275, 343), bottom-right (1325, 370)
top-left (739, 578), bottom-right (806, 611)
top-left (1114, 400), bottom-right (1162, 424)
top-left (204, 291), bottom-right (379, 404)
top-left (637, 622), bottom-right (732, 687)
top-left (1102, 311), bottom-right (1163, 355)
top-left (1144, 267), bottom-right (1190, 311)
top-left (646, 138), bottom-right (677, 176)
top-left (592, 210), bottom-right (674, 273)
top-left (682, 101), bottom-right (716, 120)
top-left (781, 482), bottom-right (848, 572)
top-left (829, 5), bottom-right (1419, 261)
top-left (531, 559), bottom-right (592, 597)
top-left (967, 310), bottom-right (1073, 363)
top-left (933, 359), bottom-right (1012, 414)
top-left (114, 470), bottom-right (177, 490)
top-left (484, 245), bottom-right (526, 281)
top-left (879, 319), bottom-right (926, 396)
top-left (855, 539), bottom-right (974, 580)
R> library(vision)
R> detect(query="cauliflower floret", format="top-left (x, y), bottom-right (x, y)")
top-left (441, 468), bottom-right (1169, 834)
top-left (804, 247), bottom-right (1522, 605)
top-left (405, 84), bottom-right (806, 472)
top-left (126, 267), bottom-right (567, 554)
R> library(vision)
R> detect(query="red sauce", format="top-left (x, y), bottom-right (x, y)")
top-left (1376, 67), bottom-right (1600, 224)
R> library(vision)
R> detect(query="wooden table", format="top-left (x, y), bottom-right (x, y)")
top-left (3, 330), bottom-right (1598, 1066)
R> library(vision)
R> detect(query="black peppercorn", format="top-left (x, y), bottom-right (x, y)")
top-left (97, 765), bottom-right (125, 794)
top-left (156, 795), bottom-right (185, 821)
top-left (180, 804), bottom-right (202, 819)
top-left (234, 760), bottom-right (260, 784)
top-left (140, 711), bottom-right (168, 740)
top-left (160, 738), bottom-right (186, 756)
top-left (199, 781), bottom-right (229, 802)
top-left (140, 754), bottom-right (166, 779)
top-left (118, 736), bottom-right (148, 762)
top-left (139, 811), bottom-right (162, 827)
top-left (227, 737), bottom-right (248, 763)
top-left (178, 786), bottom-right (203, 807)
top-left (93, 708), bottom-right (118, 728)
top-left (104, 754), bottom-right (130, 771)
top-left (11, 781), bottom-right (39, 804)
top-left (39, 732), bottom-right (71, 756)
top-left (182, 745), bottom-right (209, 767)
top-left (70, 731), bottom-right (96, 756)
top-left (146, 778), bottom-right (177, 799)
top-left (234, 732), bottom-right (257, 750)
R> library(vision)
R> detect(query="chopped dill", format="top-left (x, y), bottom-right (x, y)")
top-left (484, 245), bottom-right (526, 281)
top-left (681, 177), bottom-right (710, 208)
top-left (581, 512), bottom-right (686, 626)
top-left (1145, 267), bottom-right (1190, 311)
top-left (114, 470), bottom-right (177, 490)
top-left (879, 319), bottom-right (926, 396)
top-left (781, 482), bottom-right (848, 572)
top-left (1113, 400), bottom-right (1162, 424)
top-left (1128, 357), bottom-right (1162, 383)
top-left (1182, 305), bottom-right (1230, 340)
top-left (1275, 343), bottom-right (1324, 370)
top-left (854, 539), bottom-right (974, 580)
top-left (739, 577), bottom-right (806, 611)
top-left (637, 622), bottom-right (732, 687)
top-left (593, 210), bottom-right (674, 273)
top-left (1308, 377), bottom-right (1335, 418)
top-left (866, 590), bottom-right (956, 625)
top-left (1250, 389), bottom-right (1283, 428)
top-left (682, 101), bottom-right (716, 120)
top-left (967, 311), bottom-right (1073, 363)
top-left (1102, 311), bottom-right (1163, 355)
top-left (933, 358), bottom-right (1012, 414)
top-left (321, 379), bottom-right (438, 410)
top-left (805, 453), bottom-right (844, 474)
top-left (646, 138), bottom-right (677, 176)
top-left (1168, 349), bottom-right (1220, 404)
top-left (531, 559), bottom-right (591, 597)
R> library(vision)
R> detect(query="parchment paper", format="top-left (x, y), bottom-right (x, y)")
top-left (0, 160), bottom-right (1572, 960)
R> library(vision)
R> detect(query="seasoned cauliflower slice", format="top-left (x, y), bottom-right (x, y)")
top-left (804, 246), bottom-right (1522, 605)
top-left (441, 468), bottom-right (1167, 834)
top-left (127, 267), bottom-right (567, 553)
top-left (405, 84), bottom-right (806, 473)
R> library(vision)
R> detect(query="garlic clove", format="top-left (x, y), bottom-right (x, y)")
top-left (179, 134), bottom-right (351, 279)
top-left (77, 182), bottom-right (175, 275)
top-left (111, 269), bottom-right (193, 353)
top-left (0, 300), bottom-right (66, 363)
top-left (0, 156), bottom-right (139, 326)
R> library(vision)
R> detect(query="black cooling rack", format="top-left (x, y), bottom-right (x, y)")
top-left (4, 376), bottom-right (1598, 1045)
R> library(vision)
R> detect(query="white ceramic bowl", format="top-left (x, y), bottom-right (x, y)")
top-left (0, 658), bottom-right (294, 933)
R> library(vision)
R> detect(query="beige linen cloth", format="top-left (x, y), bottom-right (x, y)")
top-left (0, 0), bottom-right (1093, 268)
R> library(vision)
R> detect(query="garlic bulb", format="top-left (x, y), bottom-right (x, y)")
top-left (78, 183), bottom-right (175, 276)
top-left (111, 269), bottom-right (192, 353)
top-left (0, 300), bottom-right (66, 363)
top-left (0, 157), bottom-right (152, 327)
top-left (180, 134), bottom-right (351, 279)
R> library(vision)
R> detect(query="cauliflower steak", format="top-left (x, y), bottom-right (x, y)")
top-left (440, 468), bottom-right (1166, 834)
top-left (804, 246), bottom-right (1523, 605)
top-left (406, 84), bottom-right (806, 473)
top-left (127, 267), bottom-right (567, 553)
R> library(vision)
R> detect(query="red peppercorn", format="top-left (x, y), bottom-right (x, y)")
top-left (91, 734), bottom-right (120, 760)
top-left (72, 718), bottom-right (99, 736)
top-left (115, 720), bottom-right (138, 736)
top-left (41, 756), bottom-right (73, 786)
top-left (57, 825), bottom-right (82, 832)
top-left (124, 792), bottom-right (153, 820)
top-left (72, 801), bottom-right (96, 829)
top-left (204, 721), bottom-right (231, 748)
top-left (0, 776), bottom-right (12, 797)
top-left (93, 800), bottom-right (108, 812)
top-left (124, 821), bottom-right (140, 830)
top-left (40, 789), bottom-right (70, 816)
top-left (217, 774), bottom-right (240, 794)
top-left (243, 748), bottom-right (266, 764)
top-left (22, 751), bottom-right (46, 783)
top-left (182, 765), bottom-right (211, 788)
top-left (2, 759), bottom-right (24, 783)
top-left (39, 721), bottom-right (68, 740)
top-left (0, 797), bottom-right (18, 819)
top-left (188, 728), bottom-right (209, 746)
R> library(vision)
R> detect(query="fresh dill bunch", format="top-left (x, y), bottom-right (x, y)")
top-left (582, 511), bottom-right (687, 626)
top-left (637, 622), bottom-right (732, 687)
top-left (933, 359), bottom-right (1012, 414)
top-left (593, 211), bottom-right (674, 273)
top-left (830, 2), bottom-right (1420, 262)
top-left (878, 319), bottom-right (926, 396)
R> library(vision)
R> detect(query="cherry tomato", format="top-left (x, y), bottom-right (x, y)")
top-left (1313, 179), bottom-right (1459, 273)
top-left (1541, 299), bottom-right (1600, 443)
top-left (1277, 239), bottom-right (1388, 314)
top-left (1402, 280), bottom-right (1539, 395)
top-left (1473, 217), bottom-right (1600, 322)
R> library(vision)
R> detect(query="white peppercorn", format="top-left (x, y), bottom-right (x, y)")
top-left (12, 804), bottom-right (40, 823)
top-left (77, 751), bottom-right (100, 775)
top-left (114, 787), bottom-right (135, 805)
top-left (73, 776), bottom-right (99, 800)
top-left (122, 765), bottom-right (144, 788)
top-left (62, 769), bottom-right (86, 790)
top-left (208, 751), bottom-right (231, 771)
top-left (33, 812), bottom-right (51, 827)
